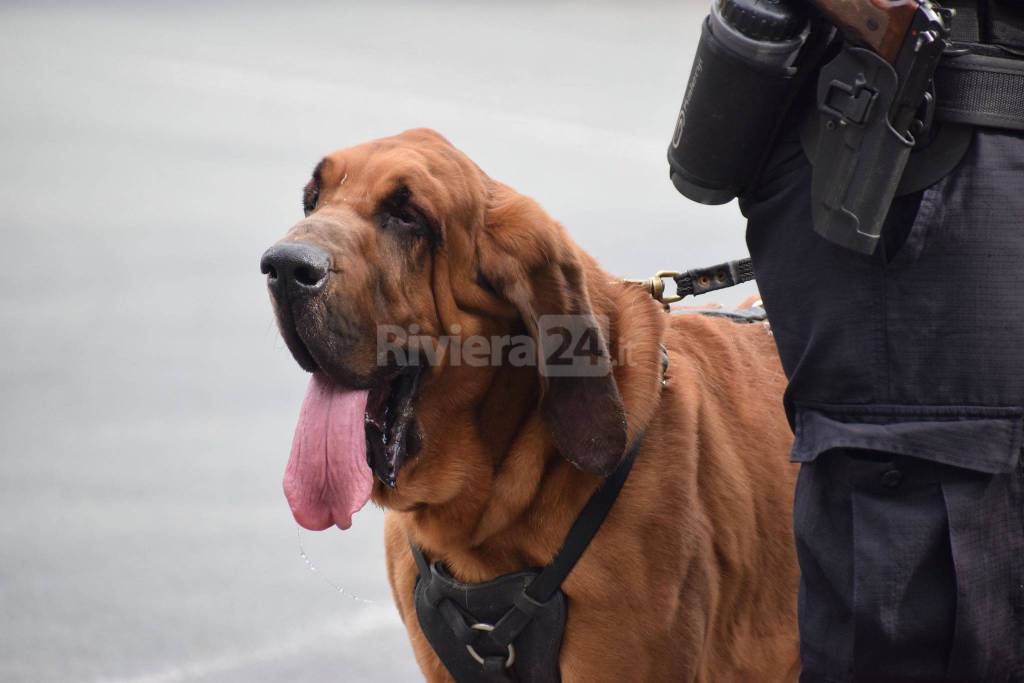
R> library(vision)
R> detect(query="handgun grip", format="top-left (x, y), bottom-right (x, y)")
top-left (809, 0), bottom-right (918, 62)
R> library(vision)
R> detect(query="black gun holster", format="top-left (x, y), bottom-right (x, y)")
top-left (802, 42), bottom-right (1024, 255)
top-left (803, 45), bottom-right (916, 255)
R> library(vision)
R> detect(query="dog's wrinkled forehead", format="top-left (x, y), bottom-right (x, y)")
top-left (307, 129), bottom-right (484, 231)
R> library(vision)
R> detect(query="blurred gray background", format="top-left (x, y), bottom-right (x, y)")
top-left (0, 1), bottom-right (753, 681)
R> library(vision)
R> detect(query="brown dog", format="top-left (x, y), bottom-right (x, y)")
top-left (262, 129), bottom-right (799, 682)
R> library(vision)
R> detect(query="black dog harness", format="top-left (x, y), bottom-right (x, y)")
top-left (411, 260), bottom-right (758, 682)
top-left (411, 433), bottom-right (643, 683)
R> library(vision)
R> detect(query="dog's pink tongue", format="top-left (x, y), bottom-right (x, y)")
top-left (284, 374), bottom-right (373, 531)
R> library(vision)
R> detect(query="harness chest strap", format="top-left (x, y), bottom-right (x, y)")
top-left (410, 432), bottom-right (645, 682)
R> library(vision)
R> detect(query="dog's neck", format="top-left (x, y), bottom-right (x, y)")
top-left (380, 273), bottom-right (666, 583)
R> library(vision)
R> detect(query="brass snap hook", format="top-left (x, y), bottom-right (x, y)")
top-left (624, 271), bottom-right (682, 310)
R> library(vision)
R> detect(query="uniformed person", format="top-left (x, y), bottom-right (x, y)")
top-left (671, 0), bottom-right (1024, 679)
top-left (743, 2), bottom-right (1024, 680)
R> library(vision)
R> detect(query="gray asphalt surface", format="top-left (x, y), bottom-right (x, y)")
top-left (0, 2), bottom-right (754, 681)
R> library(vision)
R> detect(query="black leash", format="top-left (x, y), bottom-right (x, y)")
top-left (674, 257), bottom-right (755, 298)
top-left (627, 257), bottom-right (756, 308)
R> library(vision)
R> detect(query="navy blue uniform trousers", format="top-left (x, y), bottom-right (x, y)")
top-left (741, 128), bottom-right (1024, 682)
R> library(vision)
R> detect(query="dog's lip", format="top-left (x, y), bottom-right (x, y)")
top-left (287, 329), bottom-right (320, 374)
top-left (302, 336), bottom-right (376, 390)
top-left (273, 302), bottom-right (320, 374)
top-left (275, 305), bottom-right (373, 389)
top-left (365, 364), bottom-right (425, 488)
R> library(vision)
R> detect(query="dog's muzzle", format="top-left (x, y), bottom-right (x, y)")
top-left (260, 241), bottom-right (331, 301)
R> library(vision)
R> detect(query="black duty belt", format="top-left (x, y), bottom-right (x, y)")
top-left (934, 51), bottom-right (1024, 131)
top-left (905, 47), bottom-right (1024, 193)
top-left (935, 0), bottom-right (1024, 132)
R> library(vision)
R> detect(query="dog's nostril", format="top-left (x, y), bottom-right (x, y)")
top-left (260, 242), bottom-right (331, 295)
top-left (293, 265), bottom-right (323, 287)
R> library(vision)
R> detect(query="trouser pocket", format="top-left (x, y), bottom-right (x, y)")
top-left (941, 453), bottom-right (1024, 681)
top-left (793, 448), bottom-right (1024, 682)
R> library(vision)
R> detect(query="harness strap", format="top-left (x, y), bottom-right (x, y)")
top-left (439, 599), bottom-right (480, 644)
top-left (486, 434), bottom-right (643, 649)
top-left (525, 435), bottom-right (643, 604)
top-left (412, 540), bottom-right (431, 577)
top-left (410, 432), bottom-right (644, 658)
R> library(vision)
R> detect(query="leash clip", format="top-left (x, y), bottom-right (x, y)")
top-left (624, 259), bottom-right (756, 311)
top-left (625, 270), bottom-right (683, 310)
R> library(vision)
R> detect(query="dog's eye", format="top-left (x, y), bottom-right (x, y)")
top-left (302, 180), bottom-right (319, 217)
top-left (380, 185), bottom-right (429, 238)
top-left (383, 209), bottom-right (420, 233)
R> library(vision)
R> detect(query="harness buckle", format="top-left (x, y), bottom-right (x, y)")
top-left (465, 622), bottom-right (516, 669)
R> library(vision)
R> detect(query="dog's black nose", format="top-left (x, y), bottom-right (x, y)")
top-left (260, 242), bottom-right (331, 297)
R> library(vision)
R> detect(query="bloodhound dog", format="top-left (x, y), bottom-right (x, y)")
top-left (262, 129), bottom-right (799, 682)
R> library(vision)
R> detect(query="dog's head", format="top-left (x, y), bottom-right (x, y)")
top-left (262, 129), bottom-right (628, 531)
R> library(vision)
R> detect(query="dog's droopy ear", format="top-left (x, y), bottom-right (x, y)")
top-left (479, 182), bottom-right (627, 476)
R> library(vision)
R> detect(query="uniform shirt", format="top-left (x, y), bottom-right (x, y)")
top-left (741, 128), bottom-right (1024, 477)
